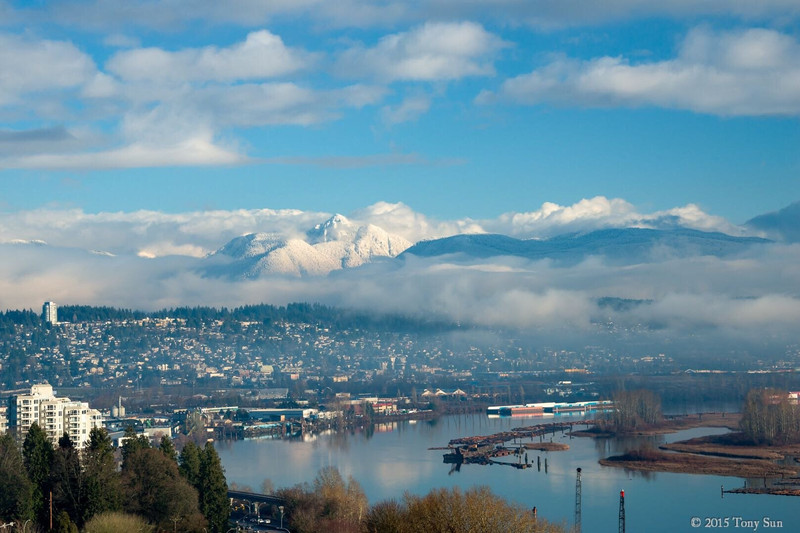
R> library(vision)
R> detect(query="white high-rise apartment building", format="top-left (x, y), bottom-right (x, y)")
top-left (43, 301), bottom-right (58, 324)
top-left (10, 384), bottom-right (103, 448)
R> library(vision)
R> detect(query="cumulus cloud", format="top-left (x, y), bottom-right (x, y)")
top-left (482, 196), bottom-right (744, 238)
top-left (2, 200), bottom-right (798, 354)
top-left (483, 27), bottom-right (800, 116)
top-left (351, 201), bottom-right (484, 242)
top-left (0, 198), bottom-right (752, 259)
top-left (107, 30), bottom-right (312, 83)
top-left (0, 207), bottom-right (331, 258)
top-left (3, 238), bottom-right (800, 356)
top-left (193, 83), bottom-right (385, 127)
top-left (0, 33), bottom-right (96, 107)
top-left (0, 25), bottom-right (394, 170)
top-left (336, 21), bottom-right (508, 82)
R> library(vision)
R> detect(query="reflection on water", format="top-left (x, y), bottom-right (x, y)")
top-left (593, 434), bottom-right (664, 457)
top-left (217, 413), bottom-right (800, 533)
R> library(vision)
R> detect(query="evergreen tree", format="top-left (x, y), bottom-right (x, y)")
top-left (159, 435), bottom-right (178, 463)
top-left (198, 442), bottom-right (230, 533)
top-left (55, 510), bottom-right (79, 533)
top-left (51, 433), bottom-right (83, 527)
top-left (120, 425), bottom-right (150, 470)
top-left (23, 422), bottom-right (54, 525)
top-left (83, 428), bottom-right (121, 525)
top-left (0, 432), bottom-right (34, 523)
top-left (178, 441), bottom-right (202, 487)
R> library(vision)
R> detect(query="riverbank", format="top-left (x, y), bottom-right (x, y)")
top-left (660, 432), bottom-right (800, 461)
top-left (571, 412), bottom-right (740, 438)
top-left (599, 448), bottom-right (796, 478)
top-left (590, 413), bottom-right (800, 494)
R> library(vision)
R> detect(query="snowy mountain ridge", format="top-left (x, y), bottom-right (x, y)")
top-left (211, 214), bottom-right (412, 277)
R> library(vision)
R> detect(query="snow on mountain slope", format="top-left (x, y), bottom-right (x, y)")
top-left (249, 239), bottom-right (340, 277)
top-left (307, 214), bottom-right (356, 244)
top-left (215, 232), bottom-right (287, 259)
top-left (209, 214), bottom-right (412, 277)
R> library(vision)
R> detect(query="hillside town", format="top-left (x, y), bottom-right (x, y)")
top-left (2, 302), bottom-right (799, 447)
top-left (4, 300), bottom-right (778, 398)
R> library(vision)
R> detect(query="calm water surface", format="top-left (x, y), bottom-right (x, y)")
top-left (216, 413), bottom-right (799, 532)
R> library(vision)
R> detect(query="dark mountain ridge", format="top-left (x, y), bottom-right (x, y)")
top-left (402, 227), bottom-right (771, 264)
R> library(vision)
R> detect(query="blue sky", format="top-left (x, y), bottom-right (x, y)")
top-left (3, 1), bottom-right (800, 342)
top-left (1, 0), bottom-right (799, 223)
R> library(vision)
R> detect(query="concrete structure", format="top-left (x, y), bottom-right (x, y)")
top-left (42, 301), bottom-right (58, 324)
top-left (9, 383), bottom-right (102, 447)
top-left (0, 405), bottom-right (7, 434)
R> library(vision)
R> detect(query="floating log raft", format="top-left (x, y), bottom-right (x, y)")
top-left (441, 420), bottom-right (586, 466)
top-left (448, 420), bottom-right (592, 447)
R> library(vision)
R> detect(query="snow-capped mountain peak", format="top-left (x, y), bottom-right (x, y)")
top-left (215, 232), bottom-right (286, 259)
top-left (208, 216), bottom-right (412, 278)
top-left (307, 214), bottom-right (355, 244)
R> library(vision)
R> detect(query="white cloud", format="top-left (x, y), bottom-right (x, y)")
top-left (482, 196), bottom-right (744, 238)
top-left (0, 26), bottom-right (391, 170)
top-left (0, 207), bottom-right (330, 258)
top-left (0, 198), bottom-right (751, 260)
top-left (0, 33), bottom-right (96, 106)
top-left (381, 94), bottom-right (432, 124)
top-left (337, 21), bottom-right (508, 82)
top-left (107, 30), bottom-right (311, 83)
top-left (485, 27), bottom-right (800, 116)
top-left (194, 83), bottom-right (384, 128)
top-left (4, 136), bottom-right (245, 170)
top-left (1, 203), bottom-right (798, 349)
top-left (351, 201), bottom-right (484, 242)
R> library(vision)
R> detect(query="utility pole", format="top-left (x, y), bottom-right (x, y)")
top-left (619, 490), bottom-right (625, 533)
top-left (574, 468), bottom-right (582, 533)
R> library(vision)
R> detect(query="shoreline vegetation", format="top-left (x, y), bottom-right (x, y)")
top-left (442, 409), bottom-right (800, 495)
top-left (586, 412), bottom-right (800, 495)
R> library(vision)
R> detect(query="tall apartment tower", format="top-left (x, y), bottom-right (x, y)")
top-left (9, 383), bottom-right (103, 447)
top-left (42, 301), bottom-right (58, 324)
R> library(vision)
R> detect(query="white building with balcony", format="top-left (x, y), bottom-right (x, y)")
top-left (9, 383), bottom-right (102, 448)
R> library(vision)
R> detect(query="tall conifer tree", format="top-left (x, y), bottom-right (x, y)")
top-left (0, 433), bottom-right (34, 523)
top-left (198, 442), bottom-right (229, 533)
top-left (83, 427), bottom-right (121, 525)
top-left (178, 441), bottom-right (201, 487)
top-left (23, 422), bottom-right (54, 525)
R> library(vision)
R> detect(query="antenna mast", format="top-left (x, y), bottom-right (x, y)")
top-left (574, 468), bottom-right (582, 533)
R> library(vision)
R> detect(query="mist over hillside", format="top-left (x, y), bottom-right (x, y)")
top-left (1, 198), bottom-right (799, 360)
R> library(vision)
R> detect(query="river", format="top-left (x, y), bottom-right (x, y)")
top-left (216, 413), bottom-right (798, 532)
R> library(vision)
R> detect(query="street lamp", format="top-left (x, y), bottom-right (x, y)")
top-left (23, 519), bottom-right (31, 533)
top-left (279, 505), bottom-right (285, 530)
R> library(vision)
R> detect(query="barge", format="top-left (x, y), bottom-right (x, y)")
top-left (488, 400), bottom-right (612, 417)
